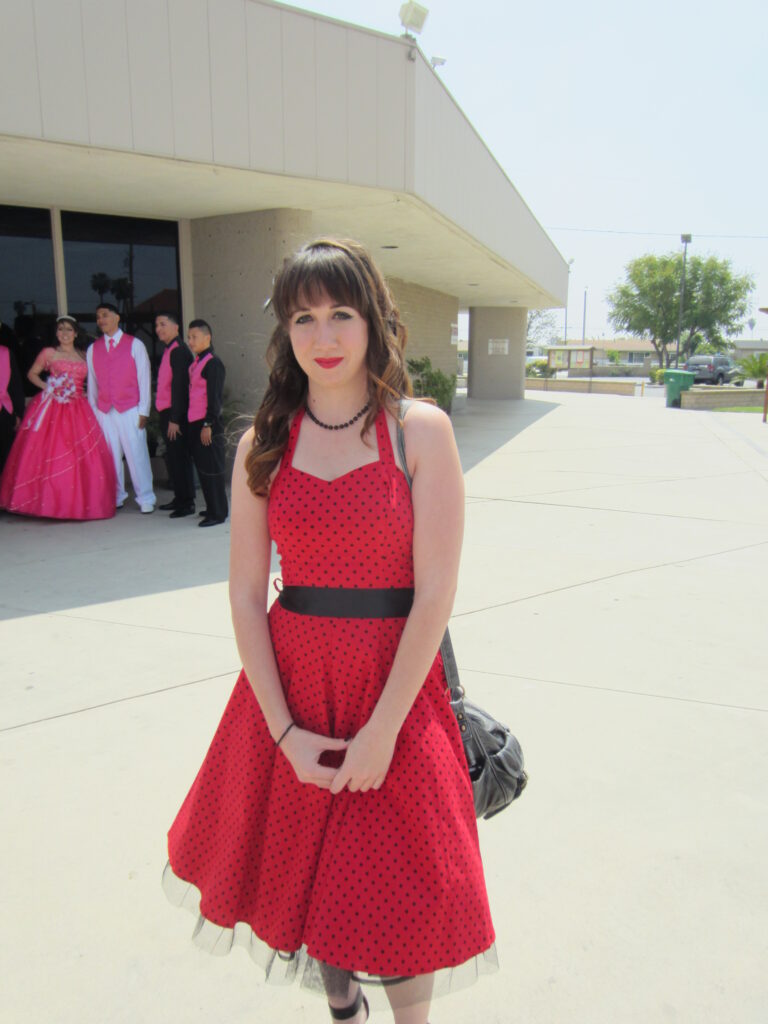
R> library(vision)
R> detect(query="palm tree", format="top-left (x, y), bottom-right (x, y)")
top-left (90, 272), bottom-right (112, 303)
top-left (737, 353), bottom-right (768, 389)
top-left (110, 276), bottom-right (132, 317)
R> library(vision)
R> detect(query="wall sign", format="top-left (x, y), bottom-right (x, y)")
top-left (488, 338), bottom-right (509, 356)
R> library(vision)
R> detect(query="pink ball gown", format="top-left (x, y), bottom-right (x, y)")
top-left (0, 349), bottom-right (117, 520)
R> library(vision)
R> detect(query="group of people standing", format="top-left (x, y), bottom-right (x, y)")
top-left (0, 306), bottom-right (228, 527)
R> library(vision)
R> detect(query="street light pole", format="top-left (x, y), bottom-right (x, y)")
top-left (582, 287), bottom-right (587, 344)
top-left (675, 233), bottom-right (692, 368)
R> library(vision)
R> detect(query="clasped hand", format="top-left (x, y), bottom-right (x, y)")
top-left (280, 723), bottom-right (396, 794)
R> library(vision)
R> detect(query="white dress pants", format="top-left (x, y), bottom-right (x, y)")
top-left (95, 405), bottom-right (155, 508)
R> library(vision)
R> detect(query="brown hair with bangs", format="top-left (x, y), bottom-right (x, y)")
top-left (245, 238), bottom-right (412, 496)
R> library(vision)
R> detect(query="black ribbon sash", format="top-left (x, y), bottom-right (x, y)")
top-left (278, 586), bottom-right (414, 619)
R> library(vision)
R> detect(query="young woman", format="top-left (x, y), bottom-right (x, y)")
top-left (0, 315), bottom-right (117, 520)
top-left (164, 240), bottom-right (496, 1023)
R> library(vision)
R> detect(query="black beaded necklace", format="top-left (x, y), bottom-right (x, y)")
top-left (305, 401), bottom-right (370, 431)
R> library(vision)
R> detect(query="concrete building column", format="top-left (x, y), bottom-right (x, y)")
top-left (177, 218), bottom-right (195, 325)
top-left (468, 306), bottom-right (527, 399)
top-left (190, 208), bottom-right (313, 411)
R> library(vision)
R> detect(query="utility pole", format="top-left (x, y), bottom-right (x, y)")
top-left (582, 287), bottom-right (587, 344)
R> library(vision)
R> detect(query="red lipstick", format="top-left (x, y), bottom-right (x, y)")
top-left (315, 358), bottom-right (343, 368)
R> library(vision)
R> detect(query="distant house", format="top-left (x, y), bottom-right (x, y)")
top-left (731, 338), bottom-right (768, 359)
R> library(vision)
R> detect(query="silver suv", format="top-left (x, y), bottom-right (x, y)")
top-left (683, 354), bottom-right (741, 385)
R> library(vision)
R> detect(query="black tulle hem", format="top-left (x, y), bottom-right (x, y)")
top-left (162, 862), bottom-right (498, 1007)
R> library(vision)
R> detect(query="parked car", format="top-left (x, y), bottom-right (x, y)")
top-left (683, 354), bottom-right (743, 385)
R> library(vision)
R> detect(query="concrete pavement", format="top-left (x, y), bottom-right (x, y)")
top-left (2, 391), bottom-right (766, 1024)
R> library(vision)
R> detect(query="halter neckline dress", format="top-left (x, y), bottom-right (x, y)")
top-left (164, 406), bottom-right (496, 1002)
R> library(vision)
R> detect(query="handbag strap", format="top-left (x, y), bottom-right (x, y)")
top-left (396, 398), bottom-right (463, 699)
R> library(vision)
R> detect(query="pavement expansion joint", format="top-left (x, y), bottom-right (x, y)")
top-left (460, 667), bottom-right (768, 715)
top-left (53, 611), bottom-right (234, 641)
top-left (467, 494), bottom-right (768, 527)
top-left (452, 536), bottom-right (768, 620)
top-left (0, 669), bottom-right (241, 733)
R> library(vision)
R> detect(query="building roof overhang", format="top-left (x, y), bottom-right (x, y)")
top-left (0, 133), bottom-right (560, 310)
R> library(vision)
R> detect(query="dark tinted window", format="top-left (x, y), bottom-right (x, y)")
top-left (61, 211), bottom-right (180, 367)
top-left (0, 205), bottom-right (58, 381)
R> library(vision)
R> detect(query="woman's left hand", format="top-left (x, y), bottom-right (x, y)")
top-left (329, 721), bottom-right (397, 794)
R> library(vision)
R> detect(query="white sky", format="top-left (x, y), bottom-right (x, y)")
top-left (287, 0), bottom-right (767, 341)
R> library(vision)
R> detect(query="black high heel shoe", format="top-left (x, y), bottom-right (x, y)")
top-left (328, 987), bottom-right (369, 1021)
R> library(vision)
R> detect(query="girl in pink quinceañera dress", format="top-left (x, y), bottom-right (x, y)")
top-left (0, 316), bottom-right (116, 520)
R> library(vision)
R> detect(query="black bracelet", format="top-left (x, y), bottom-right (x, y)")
top-left (276, 722), bottom-right (295, 747)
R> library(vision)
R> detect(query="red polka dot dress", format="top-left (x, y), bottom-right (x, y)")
top-left (164, 407), bottom-right (497, 1001)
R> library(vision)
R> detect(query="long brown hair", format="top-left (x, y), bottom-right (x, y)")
top-left (245, 238), bottom-right (412, 496)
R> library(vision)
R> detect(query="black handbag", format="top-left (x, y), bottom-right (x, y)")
top-left (396, 400), bottom-right (528, 819)
top-left (439, 629), bottom-right (528, 819)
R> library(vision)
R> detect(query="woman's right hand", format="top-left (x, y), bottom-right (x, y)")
top-left (279, 727), bottom-right (349, 789)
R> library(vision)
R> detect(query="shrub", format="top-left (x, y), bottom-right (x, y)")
top-left (526, 359), bottom-right (555, 378)
top-left (406, 356), bottom-right (457, 412)
top-left (737, 353), bottom-right (768, 389)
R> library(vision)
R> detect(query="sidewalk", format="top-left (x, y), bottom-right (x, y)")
top-left (2, 393), bottom-right (766, 1024)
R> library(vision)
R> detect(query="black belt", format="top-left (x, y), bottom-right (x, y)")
top-left (277, 585), bottom-right (414, 618)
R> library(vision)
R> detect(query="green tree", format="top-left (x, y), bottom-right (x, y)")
top-left (607, 253), bottom-right (753, 368)
top-left (526, 309), bottom-right (558, 345)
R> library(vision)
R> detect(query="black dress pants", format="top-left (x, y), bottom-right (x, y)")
top-left (159, 409), bottom-right (195, 508)
top-left (189, 418), bottom-right (228, 521)
top-left (0, 408), bottom-right (17, 475)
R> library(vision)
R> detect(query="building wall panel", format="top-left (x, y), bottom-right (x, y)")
top-left (0, 1), bottom-right (43, 138)
top-left (412, 61), bottom-right (566, 302)
top-left (315, 21), bottom-right (348, 182)
top-left (281, 14), bottom-right (317, 178)
top-left (125, 0), bottom-right (175, 157)
top-left (245, 2), bottom-right (284, 173)
top-left (389, 278), bottom-right (458, 378)
top-left (347, 33), bottom-right (377, 186)
top-left (208, 0), bottom-right (250, 168)
top-left (168, 0), bottom-right (213, 162)
top-left (33, 0), bottom-right (89, 143)
top-left (376, 41), bottom-right (406, 190)
top-left (81, 0), bottom-right (134, 150)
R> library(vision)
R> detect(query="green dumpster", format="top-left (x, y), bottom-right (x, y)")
top-left (664, 370), bottom-right (695, 407)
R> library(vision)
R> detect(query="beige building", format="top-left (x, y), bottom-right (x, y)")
top-left (0, 0), bottom-right (567, 405)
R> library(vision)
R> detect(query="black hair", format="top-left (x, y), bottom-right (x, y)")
top-left (155, 311), bottom-right (179, 326)
top-left (188, 318), bottom-right (212, 336)
top-left (96, 302), bottom-right (120, 315)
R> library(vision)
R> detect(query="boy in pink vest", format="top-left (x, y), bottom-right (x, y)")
top-left (86, 303), bottom-right (155, 512)
top-left (0, 343), bottom-right (25, 474)
top-left (187, 319), bottom-right (228, 527)
top-left (154, 312), bottom-right (195, 517)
